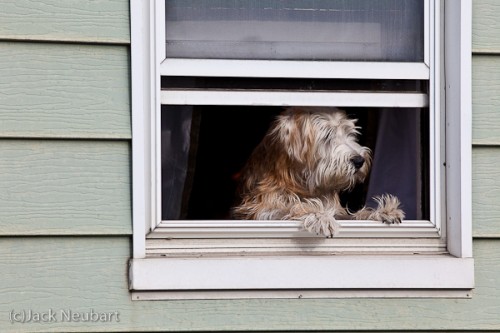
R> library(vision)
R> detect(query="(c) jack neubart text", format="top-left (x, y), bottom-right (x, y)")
top-left (9, 309), bottom-right (120, 324)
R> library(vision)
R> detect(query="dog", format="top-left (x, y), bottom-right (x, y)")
top-left (232, 107), bottom-right (405, 237)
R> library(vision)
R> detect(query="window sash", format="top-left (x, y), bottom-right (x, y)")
top-left (153, 101), bottom-right (441, 245)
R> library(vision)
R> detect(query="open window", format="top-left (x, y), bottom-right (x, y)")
top-left (130, 0), bottom-right (474, 299)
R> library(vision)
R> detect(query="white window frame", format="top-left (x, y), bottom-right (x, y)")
top-left (129, 0), bottom-right (474, 299)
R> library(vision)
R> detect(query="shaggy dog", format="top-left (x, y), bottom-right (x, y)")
top-left (232, 107), bottom-right (405, 237)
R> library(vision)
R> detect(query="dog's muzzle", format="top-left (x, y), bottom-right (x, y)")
top-left (350, 155), bottom-right (365, 170)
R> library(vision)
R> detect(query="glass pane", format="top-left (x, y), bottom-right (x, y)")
top-left (165, 0), bottom-right (424, 62)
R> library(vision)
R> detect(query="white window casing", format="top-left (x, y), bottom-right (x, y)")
top-left (129, 0), bottom-right (474, 299)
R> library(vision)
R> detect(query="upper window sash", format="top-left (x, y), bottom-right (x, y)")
top-left (160, 0), bottom-right (432, 79)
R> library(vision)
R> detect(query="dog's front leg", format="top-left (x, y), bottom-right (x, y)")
top-left (352, 194), bottom-right (405, 224)
top-left (286, 199), bottom-right (343, 238)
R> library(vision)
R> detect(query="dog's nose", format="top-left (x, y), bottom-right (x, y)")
top-left (350, 155), bottom-right (365, 170)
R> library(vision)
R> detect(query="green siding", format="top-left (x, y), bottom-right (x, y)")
top-left (0, 140), bottom-right (131, 235)
top-left (473, 147), bottom-right (500, 237)
top-left (473, 0), bottom-right (500, 53)
top-left (0, 238), bottom-right (131, 332)
top-left (0, 0), bottom-right (129, 44)
top-left (0, 238), bottom-right (498, 331)
top-left (0, 42), bottom-right (131, 139)
top-left (473, 55), bottom-right (500, 145)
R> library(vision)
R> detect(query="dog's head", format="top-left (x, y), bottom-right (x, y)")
top-left (270, 107), bottom-right (372, 193)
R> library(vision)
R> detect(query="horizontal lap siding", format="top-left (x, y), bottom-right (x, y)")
top-left (468, 2), bottom-right (500, 330)
top-left (0, 43), bottom-right (131, 139)
top-left (0, 140), bottom-right (131, 235)
top-left (0, 0), bottom-right (129, 44)
top-left (0, 238), bottom-right (499, 332)
top-left (472, 2), bottom-right (500, 239)
top-left (473, 148), bottom-right (500, 237)
top-left (470, 1), bottom-right (500, 240)
top-left (0, 0), bottom-right (132, 236)
top-left (0, 238), bottom-right (131, 333)
top-left (472, 56), bottom-right (500, 145)
top-left (473, 0), bottom-right (500, 53)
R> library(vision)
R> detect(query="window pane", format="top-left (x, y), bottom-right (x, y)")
top-left (161, 106), bottom-right (194, 220)
top-left (165, 0), bottom-right (424, 62)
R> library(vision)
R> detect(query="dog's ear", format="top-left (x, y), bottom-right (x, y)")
top-left (273, 111), bottom-right (315, 164)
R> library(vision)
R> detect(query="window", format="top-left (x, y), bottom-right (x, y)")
top-left (130, 0), bottom-right (474, 299)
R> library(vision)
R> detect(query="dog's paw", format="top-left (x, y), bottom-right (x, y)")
top-left (370, 194), bottom-right (405, 224)
top-left (302, 212), bottom-right (339, 238)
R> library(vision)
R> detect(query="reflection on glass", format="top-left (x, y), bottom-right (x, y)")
top-left (165, 0), bottom-right (424, 62)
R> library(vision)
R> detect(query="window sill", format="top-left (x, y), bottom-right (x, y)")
top-left (129, 255), bottom-right (474, 300)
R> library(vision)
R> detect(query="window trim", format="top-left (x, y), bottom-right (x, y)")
top-left (129, 0), bottom-right (474, 299)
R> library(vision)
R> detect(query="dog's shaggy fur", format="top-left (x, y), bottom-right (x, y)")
top-left (232, 107), bottom-right (405, 237)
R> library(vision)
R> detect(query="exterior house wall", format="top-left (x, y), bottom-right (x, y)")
top-left (1, 0), bottom-right (499, 331)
